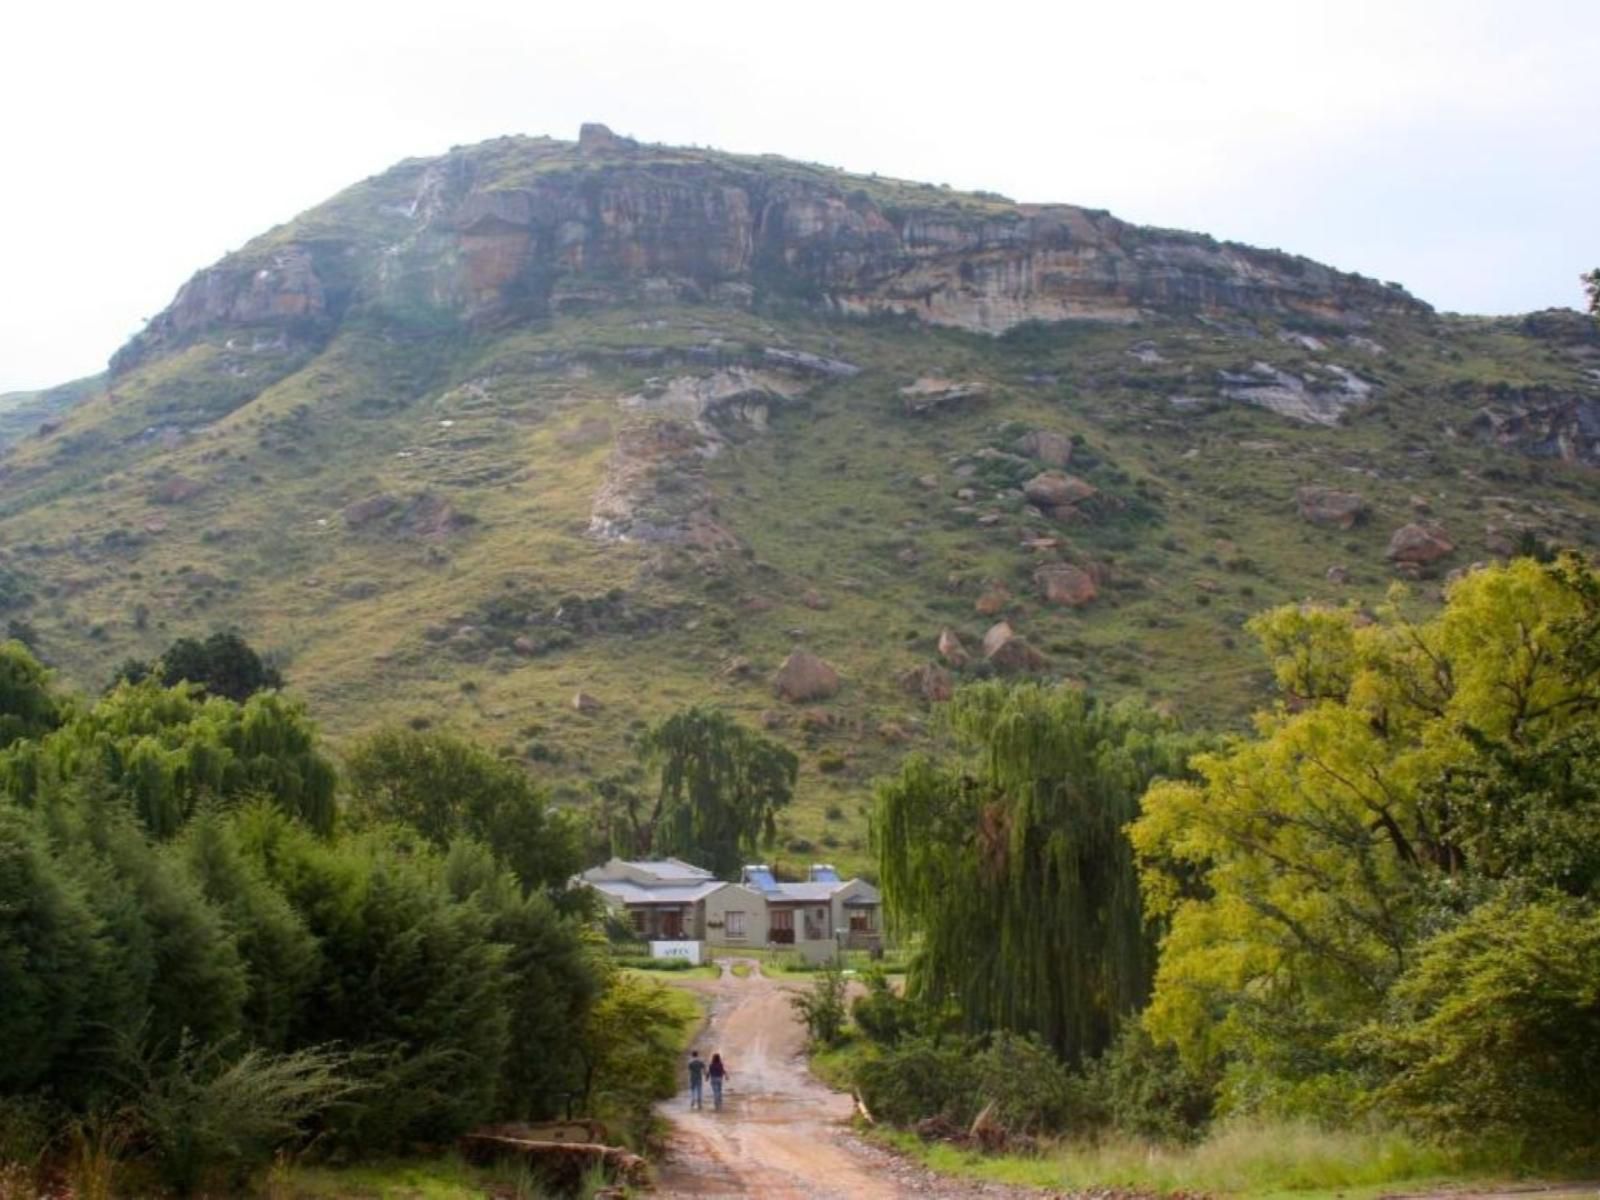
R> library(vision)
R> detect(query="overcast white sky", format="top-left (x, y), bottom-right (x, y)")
top-left (1, 0), bottom-right (1595, 392)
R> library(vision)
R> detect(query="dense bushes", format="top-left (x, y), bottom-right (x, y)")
top-left (0, 646), bottom-right (677, 1193)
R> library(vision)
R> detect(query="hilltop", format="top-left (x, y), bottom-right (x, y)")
top-left (3, 124), bottom-right (1597, 870)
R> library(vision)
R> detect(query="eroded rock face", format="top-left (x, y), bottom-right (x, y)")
top-left (1014, 430), bottom-right (1073, 468)
top-left (1387, 523), bottom-right (1455, 564)
top-left (589, 419), bottom-right (738, 552)
top-left (114, 130), bottom-right (1429, 370)
top-left (1218, 362), bottom-right (1375, 426)
top-left (1296, 486), bottom-right (1367, 529)
top-left (773, 650), bottom-right (842, 702)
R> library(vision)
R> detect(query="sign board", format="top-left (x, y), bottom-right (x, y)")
top-left (650, 940), bottom-right (703, 965)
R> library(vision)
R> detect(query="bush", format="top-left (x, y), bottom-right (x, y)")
top-left (852, 968), bottom-right (913, 1046)
top-left (1089, 1023), bottom-right (1216, 1143)
top-left (976, 1033), bottom-right (1093, 1136)
top-left (855, 1037), bottom-right (979, 1127)
top-left (790, 963), bottom-right (848, 1046)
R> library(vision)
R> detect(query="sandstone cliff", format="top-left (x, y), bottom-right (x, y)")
top-left (113, 126), bottom-right (1426, 371)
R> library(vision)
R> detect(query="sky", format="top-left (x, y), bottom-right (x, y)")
top-left (1, 0), bottom-right (1596, 392)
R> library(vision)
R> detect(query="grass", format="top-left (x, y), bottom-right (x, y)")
top-left (281, 1152), bottom-right (615, 1198)
top-left (876, 1119), bottom-right (1578, 1200)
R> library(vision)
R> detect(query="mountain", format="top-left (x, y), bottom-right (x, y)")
top-left (5, 124), bottom-right (1598, 870)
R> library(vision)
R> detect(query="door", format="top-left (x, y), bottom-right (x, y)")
top-left (769, 907), bottom-right (794, 944)
top-left (660, 909), bottom-right (682, 939)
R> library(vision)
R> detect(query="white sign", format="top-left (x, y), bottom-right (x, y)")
top-left (650, 940), bottom-right (703, 964)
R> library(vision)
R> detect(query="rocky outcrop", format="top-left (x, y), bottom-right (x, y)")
top-left (773, 651), bottom-right (842, 702)
top-left (588, 419), bottom-right (738, 552)
top-left (1387, 523), bottom-right (1455, 564)
top-left (1023, 471), bottom-right (1097, 511)
top-left (1296, 486), bottom-right (1367, 529)
top-left (1218, 362), bottom-right (1375, 426)
top-left (981, 621), bottom-right (1046, 673)
top-left (937, 628), bottom-right (969, 666)
top-left (113, 129), bottom-right (1429, 371)
top-left (900, 378), bottom-right (988, 416)
top-left (1463, 385), bottom-right (1600, 468)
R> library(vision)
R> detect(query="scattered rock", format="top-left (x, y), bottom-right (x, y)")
top-left (1295, 486), bottom-right (1367, 529)
top-left (143, 517), bottom-right (168, 535)
top-left (1013, 429), bottom-right (1074, 468)
top-left (982, 622), bottom-right (1046, 673)
top-left (899, 663), bottom-right (954, 704)
top-left (773, 650), bottom-right (842, 703)
top-left (899, 377), bottom-right (988, 416)
top-left (1409, 494), bottom-right (1433, 513)
top-left (761, 347), bottom-right (861, 379)
top-left (1387, 523), bottom-right (1455, 565)
top-left (1219, 361), bottom-right (1374, 426)
top-left (759, 709), bottom-right (786, 731)
top-left (572, 690), bottom-right (603, 713)
top-left (974, 583), bottom-right (1011, 616)
top-left (149, 475), bottom-right (205, 505)
top-left (800, 708), bottom-right (840, 732)
top-left (343, 492), bottom-right (400, 528)
top-left (720, 655), bottom-right (754, 678)
top-left (512, 636), bottom-right (538, 656)
top-left (1326, 565), bottom-right (1350, 584)
top-left (916, 473), bottom-right (941, 490)
top-left (895, 545), bottom-right (921, 567)
top-left (937, 628), bottom-right (969, 667)
top-left (800, 589), bottom-right (829, 611)
top-left (1022, 471), bottom-right (1097, 510)
top-left (1035, 563), bottom-right (1098, 607)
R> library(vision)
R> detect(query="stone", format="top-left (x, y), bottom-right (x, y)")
top-left (974, 583), bottom-right (1011, 616)
top-left (899, 663), bottom-right (954, 703)
top-left (800, 707), bottom-right (840, 732)
top-left (1013, 429), bottom-right (1074, 468)
top-left (801, 589), bottom-right (829, 611)
top-left (981, 621), bottom-right (1017, 658)
top-left (1325, 565), bottom-right (1350, 584)
top-left (343, 492), bottom-right (399, 528)
top-left (578, 122), bottom-right (635, 155)
top-left (1035, 563), bottom-right (1098, 607)
top-left (1409, 494), bottom-right (1433, 513)
top-left (513, 636), bottom-right (537, 656)
top-left (1023, 471), bottom-right (1097, 510)
top-left (759, 709), bottom-right (786, 731)
top-left (149, 475), bottom-right (205, 505)
top-left (1387, 523), bottom-right (1455, 565)
top-left (937, 628), bottom-right (969, 666)
top-left (572, 690), bottom-right (603, 713)
top-left (143, 517), bottom-right (168, 535)
top-left (1295, 486), bottom-right (1367, 529)
top-left (773, 650), bottom-right (842, 703)
top-left (982, 622), bottom-right (1046, 673)
top-left (899, 377), bottom-right (989, 416)
top-left (720, 655), bottom-right (754, 678)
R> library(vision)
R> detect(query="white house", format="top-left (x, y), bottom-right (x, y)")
top-left (576, 858), bottom-right (881, 960)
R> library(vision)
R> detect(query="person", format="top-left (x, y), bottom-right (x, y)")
top-left (687, 1049), bottom-right (706, 1110)
top-left (708, 1052), bottom-right (728, 1111)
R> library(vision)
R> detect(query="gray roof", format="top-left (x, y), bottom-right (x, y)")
top-left (587, 879), bottom-right (727, 905)
top-left (621, 858), bottom-right (713, 880)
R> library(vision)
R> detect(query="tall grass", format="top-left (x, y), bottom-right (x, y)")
top-left (887, 1119), bottom-right (1536, 1198)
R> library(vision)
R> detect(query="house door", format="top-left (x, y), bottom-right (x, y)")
top-left (769, 908), bottom-right (794, 944)
top-left (660, 909), bottom-right (683, 939)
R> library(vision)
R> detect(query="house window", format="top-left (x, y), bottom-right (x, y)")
top-left (850, 909), bottom-right (876, 932)
top-left (726, 911), bottom-right (746, 938)
top-left (631, 909), bottom-right (646, 934)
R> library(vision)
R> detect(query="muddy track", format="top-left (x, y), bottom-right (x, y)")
top-left (650, 962), bottom-right (1031, 1199)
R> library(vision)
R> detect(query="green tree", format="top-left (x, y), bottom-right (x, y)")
top-left (157, 632), bottom-right (282, 702)
top-left (0, 642), bottom-right (63, 750)
top-left (632, 706), bottom-right (797, 878)
top-left (1584, 267), bottom-right (1600, 319)
top-left (875, 683), bottom-right (1197, 1067)
top-left (1131, 556), bottom-right (1600, 1113)
top-left (346, 727), bottom-right (581, 896)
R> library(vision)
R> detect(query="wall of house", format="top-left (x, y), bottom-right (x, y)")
top-left (703, 884), bottom-right (768, 947)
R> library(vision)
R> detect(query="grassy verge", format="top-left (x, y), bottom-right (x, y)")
top-left (874, 1120), bottom-right (1589, 1200)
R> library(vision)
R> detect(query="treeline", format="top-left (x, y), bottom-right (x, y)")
top-left (850, 554), bottom-right (1600, 1161)
top-left (0, 643), bottom-right (683, 1195)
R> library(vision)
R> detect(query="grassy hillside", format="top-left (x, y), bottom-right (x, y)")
top-left (4, 140), bottom-right (1597, 877)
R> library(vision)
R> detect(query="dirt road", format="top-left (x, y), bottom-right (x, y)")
top-left (651, 962), bottom-right (1024, 1200)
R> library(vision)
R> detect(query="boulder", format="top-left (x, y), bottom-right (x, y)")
top-left (801, 589), bottom-right (830, 611)
top-left (1013, 430), bottom-right (1073, 468)
top-left (720, 655), bottom-right (754, 678)
top-left (1325, 565), bottom-right (1350, 585)
top-left (773, 651), bottom-right (842, 703)
top-left (1035, 563), bottom-right (1098, 608)
top-left (899, 663), bottom-right (954, 704)
top-left (343, 492), bottom-right (399, 528)
top-left (1022, 471), bottom-right (1097, 510)
top-left (572, 690), bottom-right (603, 713)
top-left (982, 622), bottom-right (1046, 673)
top-left (149, 475), bottom-right (206, 505)
top-left (1295, 486), bottom-right (1367, 529)
top-left (512, 636), bottom-right (538, 656)
top-left (899, 377), bottom-right (988, 416)
top-left (937, 628), bottom-right (969, 666)
top-left (1387, 523), bottom-right (1455, 565)
top-left (974, 583), bottom-right (1011, 616)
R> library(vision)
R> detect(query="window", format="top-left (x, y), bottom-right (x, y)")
top-left (850, 909), bottom-right (876, 932)
top-left (631, 909), bottom-right (646, 933)
top-left (726, 911), bottom-right (746, 938)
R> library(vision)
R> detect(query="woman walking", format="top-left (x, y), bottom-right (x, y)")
top-left (708, 1052), bottom-right (728, 1111)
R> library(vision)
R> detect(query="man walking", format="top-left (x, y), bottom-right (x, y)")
top-left (687, 1049), bottom-right (706, 1110)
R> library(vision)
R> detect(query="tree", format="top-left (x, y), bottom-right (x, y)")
top-left (345, 727), bottom-right (581, 896)
top-left (0, 641), bottom-right (63, 750)
top-left (875, 683), bottom-right (1198, 1067)
top-left (1131, 556), bottom-right (1600, 1113)
top-left (631, 707), bottom-right (797, 879)
top-left (158, 632), bottom-right (282, 703)
top-left (1584, 267), bottom-right (1600, 320)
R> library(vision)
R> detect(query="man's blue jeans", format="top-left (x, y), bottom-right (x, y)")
top-left (690, 1078), bottom-right (703, 1109)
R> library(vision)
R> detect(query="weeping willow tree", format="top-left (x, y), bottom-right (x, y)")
top-left (875, 683), bottom-right (1198, 1066)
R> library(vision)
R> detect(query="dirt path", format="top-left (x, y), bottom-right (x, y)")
top-left (651, 962), bottom-right (1024, 1199)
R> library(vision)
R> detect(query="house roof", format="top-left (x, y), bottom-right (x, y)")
top-left (586, 879), bottom-right (727, 905)
top-left (620, 857), bottom-right (713, 880)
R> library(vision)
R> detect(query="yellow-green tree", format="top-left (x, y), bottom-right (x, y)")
top-left (1131, 555), bottom-right (1600, 1115)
